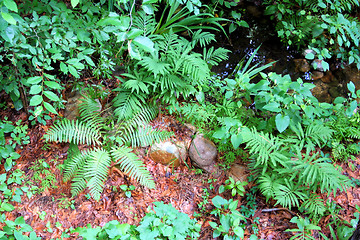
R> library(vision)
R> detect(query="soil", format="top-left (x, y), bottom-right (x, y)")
top-left (1, 91), bottom-right (360, 239)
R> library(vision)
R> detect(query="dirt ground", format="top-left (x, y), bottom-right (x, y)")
top-left (1, 101), bottom-right (360, 239)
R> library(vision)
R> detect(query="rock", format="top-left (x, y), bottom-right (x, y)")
top-left (303, 49), bottom-right (316, 57)
top-left (320, 71), bottom-right (334, 83)
top-left (64, 92), bottom-right (84, 120)
top-left (329, 86), bottom-right (341, 98)
top-left (311, 80), bottom-right (332, 103)
top-left (150, 140), bottom-right (187, 168)
top-left (189, 134), bottom-right (219, 174)
top-left (294, 59), bottom-right (310, 73)
top-left (311, 71), bottom-right (324, 81)
top-left (228, 164), bottom-right (248, 183)
top-left (341, 65), bottom-right (360, 91)
top-left (184, 123), bottom-right (197, 135)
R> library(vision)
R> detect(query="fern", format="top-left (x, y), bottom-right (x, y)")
top-left (273, 179), bottom-right (308, 210)
top-left (111, 146), bottom-right (155, 189)
top-left (84, 149), bottom-right (112, 201)
top-left (203, 47), bottom-right (231, 67)
top-left (191, 30), bottom-right (216, 48)
top-left (300, 193), bottom-right (326, 218)
top-left (112, 89), bottom-right (146, 120)
top-left (43, 118), bottom-right (102, 146)
top-left (242, 127), bottom-right (289, 171)
top-left (45, 98), bottom-right (172, 200)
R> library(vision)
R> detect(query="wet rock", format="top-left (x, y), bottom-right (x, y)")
top-left (189, 134), bottom-right (219, 174)
top-left (150, 140), bottom-right (187, 168)
top-left (320, 71), bottom-right (334, 83)
top-left (311, 71), bottom-right (324, 81)
top-left (341, 65), bottom-right (360, 90)
top-left (228, 164), bottom-right (248, 183)
top-left (64, 92), bottom-right (84, 120)
top-left (184, 123), bottom-right (197, 135)
top-left (294, 59), bottom-right (310, 73)
top-left (311, 80), bottom-right (332, 103)
top-left (329, 86), bottom-right (341, 98)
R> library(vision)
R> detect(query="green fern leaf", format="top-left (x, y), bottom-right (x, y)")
top-left (63, 148), bottom-right (91, 182)
top-left (44, 119), bottom-right (102, 146)
top-left (300, 193), bottom-right (326, 218)
top-left (122, 125), bottom-right (174, 147)
top-left (111, 146), bottom-right (155, 189)
top-left (79, 96), bottom-right (105, 128)
top-left (203, 47), bottom-right (231, 66)
top-left (84, 149), bottom-right (112, 201)
top-left (274, 179), bottom-right (307, 210)
top-left (112, 89), bottom-right (146, 120)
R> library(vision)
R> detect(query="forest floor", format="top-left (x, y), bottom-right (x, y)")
top-left (1, 94), bottom-right (360, 239)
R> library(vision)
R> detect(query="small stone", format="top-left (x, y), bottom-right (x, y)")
top-left (150, 140), bottom-right (187, 167)
top-left (320, 71), bottom-right (334, 83)
top-left (311, 71), bottom-right (324, 81)
top-left (189, 134), bottom-right (218, 174)
top-left (228, 164), bottom-right (248, 183)
top-left (294, 59), bottom-right (310, 73)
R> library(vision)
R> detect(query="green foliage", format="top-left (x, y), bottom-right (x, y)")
top-left (119, 184), bottom-right (135, 198)
top-left (285, 216), bottom-right (322, 240)
top-left (0, 119), bottom-right (28, 171)
top-left (263, 0), bottom-right (360, 69)
top-left (44, 96), bottom-right (172, 200)
top-left (209, 196), bottom-right (246, 239)
top-left (73, 220), bottom-right (138, 240)
top-left (0, 216), bottom-right (41, 240)
top-left (219, 177), bottom-right (247, 197)
top-left (29, 158), bottom-right (58, 194)
top-left (136, 201), bottom-right (201, 240)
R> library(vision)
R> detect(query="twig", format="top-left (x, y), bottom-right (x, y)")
top-left (261, 208), bottom-right (296, 215)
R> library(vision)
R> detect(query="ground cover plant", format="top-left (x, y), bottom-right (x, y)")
top-left (2, 0), bottom-right (360, 239)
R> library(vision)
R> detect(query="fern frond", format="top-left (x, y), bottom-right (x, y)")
top-left (122, 125), bottom-right (174, 147)
top-left (181, 52), bottom-right (210, 82)
top-left (138, 56), bottom-right (171, 78)
top-left (112, 89), bottom-right (146, 120)
top-left (79, 96), bottom-right (105, 129)
top-left (292, 147), bottom-right (351, 194)
top-left (273, 179), bottom-right (307, 210)
top-left (242, 127), bottom-right (289, 171)
top-left (111, 146), bottom-right (155, 189)
top-left (203, 47), bottom-right (231, 66)
top-left (63, 148), bottom-right (91, 182)
top-left (300, 193), bottom-right (326, 218)
top-left (133, 11), bottom-right (156, 36)
top-left (84, 149), bottom-right (112, 201)
top-left (258, 173), bottom-right (284, 202)
top-left (43, 118), bottom-right (102, 146)
top-left (191, 30), bottom-right (215, 47)
top-left (71, 174), bottom-right (87, 197)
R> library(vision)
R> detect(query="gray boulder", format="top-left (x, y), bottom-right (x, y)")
top-left (189, 134), bottom-right (218, 174)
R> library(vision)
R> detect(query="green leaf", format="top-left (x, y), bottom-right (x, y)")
top-left (1, 12), bottom-right (16, 25)
top-left (275, 113), bottom-right (290, 133)
top-left (4, 0), bottom-right (18, 12)
top-left (44, 102), bottom-right (58, 115)
top-left (233, 226), bottom-right (244, 238)
top-left (1, 202), bottom-right (14, 211)
top-left (60, 62), bottom-right (68, 74)
top-left (348, 81), bottom-right (356, 94)
top-left (43, 91), bottom-right (60, 102)
top-left (29, 95), bottom-right (43, 106)
top-left (27, 76), bottom-right (42, 85)
top-left (29, 85), bottom-right (42, 95)
top-left (71, 0), bottom-right (80, 8)
top-left (44, 81), bottom-right (61, 90)
top-left (231, 133), bottom-right (242, 149)
top-left (263, 102), bottom-right (281, 113)
top-left (305, 52), bottom-right (315, 60)
top-left (128, 42), bottom-right (141, 60)
top-left (68, 65), bottom-right (79, 78)
top-left (133, 36), bottom-right (155, 53)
